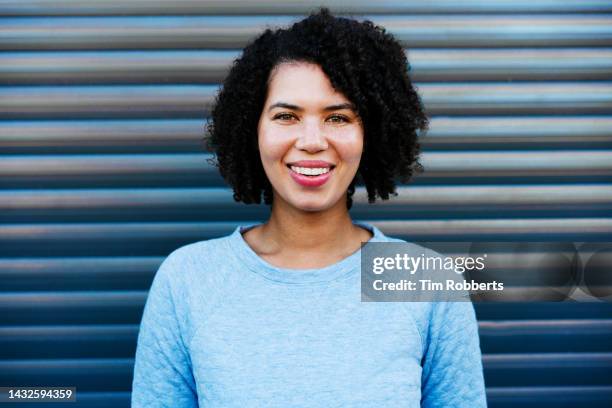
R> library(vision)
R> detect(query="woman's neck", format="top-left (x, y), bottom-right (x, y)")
top-left (242, 195), bottom-right (372, 269)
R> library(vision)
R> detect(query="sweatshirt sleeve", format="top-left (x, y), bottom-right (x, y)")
top-left (421, 301), bottom-right (487, 408)
top-left (131, 253), bottom-right (198, 407)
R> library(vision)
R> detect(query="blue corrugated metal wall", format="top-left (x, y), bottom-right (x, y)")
top-left (1, 1), bottom-right (612, 407)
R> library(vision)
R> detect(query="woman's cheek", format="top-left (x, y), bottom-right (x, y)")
top-left (334, 132), bottom-right (364, 164)
top-left (259, 129), bottom-right (295, 167)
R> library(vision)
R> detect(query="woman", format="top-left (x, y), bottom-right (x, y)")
top-left (132, 8), bottom-right (487, 407)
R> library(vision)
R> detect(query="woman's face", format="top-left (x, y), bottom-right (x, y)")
top-left (257, 61), bottom-right (364, 212)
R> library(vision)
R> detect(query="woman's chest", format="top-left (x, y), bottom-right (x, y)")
top-left (187, 293), bottom-right (423, 406)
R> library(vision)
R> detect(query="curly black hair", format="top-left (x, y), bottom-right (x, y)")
top-left (206, 8), bottom-right (428, 210)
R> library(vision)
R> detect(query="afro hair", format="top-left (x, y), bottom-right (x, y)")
top-left (206, 7), bottom-right (429, 210)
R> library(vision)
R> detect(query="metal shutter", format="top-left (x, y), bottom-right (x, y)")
top-left (1, 1), bottom-right (611, 407)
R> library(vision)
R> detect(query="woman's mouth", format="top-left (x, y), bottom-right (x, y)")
top-left (287, 164), bottom-right (335, 187)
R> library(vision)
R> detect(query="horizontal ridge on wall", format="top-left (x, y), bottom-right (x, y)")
top-left (2, 15), bottom-right (612, 50)
top-left (2, 295), bottom-right (610, 325)
top-left (1, 220), bottom-right (612, 258)
top-left (2, 49), bottom-right (612, 84)
top-left (2, 185), bottom-right (612, 222)
top-left (2, 152), bottom-right (611, 188)
top-left (2, 320), bottom-right (611, 358)
top-left (2, 83), bottom-right (611, 118)
top-left (2, 117), bottom-right (611, 154)
top-left (3, 0), bottom-right (612, 16)
top-left (0, 354), bottom-right (610, 387)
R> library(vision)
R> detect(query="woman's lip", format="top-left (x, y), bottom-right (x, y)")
top-left (288, 166), bottom-right (334, 187)
top-left (287, 160), bottom-right (335, 168)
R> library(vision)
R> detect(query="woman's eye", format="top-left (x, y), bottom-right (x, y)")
top-left (273, 113), bottom-right (297, 121)
top-left (327, 114), bottom-right (349, 123)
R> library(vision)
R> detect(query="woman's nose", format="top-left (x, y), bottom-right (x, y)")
top-left (295, 122), bottom-right (328, 152)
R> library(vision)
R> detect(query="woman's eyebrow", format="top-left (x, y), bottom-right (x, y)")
top-left (268, 102), bottom-right (301, 112)
top-left (323, 103), bottom-right (356, 112)
top-left (268, 102), bottom-right (356, 112)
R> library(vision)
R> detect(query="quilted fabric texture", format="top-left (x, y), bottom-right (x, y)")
top-left (132, 221), bottom-right (487, 407)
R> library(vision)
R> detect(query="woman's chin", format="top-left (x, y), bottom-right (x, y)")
top-left (273, 186), bottom-right (347, 213)
top-left (292, 201), bottom-right (330, 213)
top-left (286, 195), bottom-right (335, 213)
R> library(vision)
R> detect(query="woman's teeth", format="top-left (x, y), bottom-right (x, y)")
top-left (290, 166), bottom-right (331, 176)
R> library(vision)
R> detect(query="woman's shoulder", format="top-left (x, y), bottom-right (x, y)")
top-left (153, 232), bottom-right (239, 289)
top-left (170, 233), bottom-right (234, 259)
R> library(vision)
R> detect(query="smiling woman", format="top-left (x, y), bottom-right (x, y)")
top-left (132, 7), bottom-right (487, 408)
top-left (259, 62), bottom-right (363, 213)
top-left (247, 61), bottom-right (372, 269)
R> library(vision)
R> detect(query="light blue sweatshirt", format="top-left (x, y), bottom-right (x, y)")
top-left (132, 221), bottom-right (487, 407)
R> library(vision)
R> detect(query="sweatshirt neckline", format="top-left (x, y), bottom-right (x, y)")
top-left (228, 221), bottom-right (387, 285)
